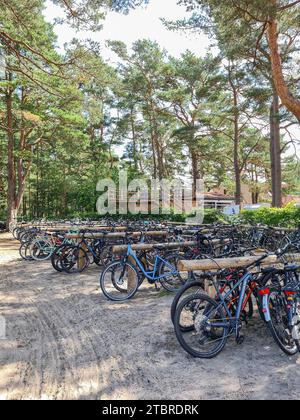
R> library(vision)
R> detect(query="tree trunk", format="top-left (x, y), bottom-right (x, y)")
top-left (228, 65), bottom-right (242, 206)
top-left (150, 133), bottom-right (157, 179)
top-left (36, 144), bottom-right (40, 218)
top-left (234, 146), bottom-right (242, 205)
top-left (152, 116), bottom-right (164, 180)
top-left (269, 89), bottom-right (282, 208)
top-left (6, 74), bottom-right (16, 227)
top-left (251, 165), bottom-right (256, 204)
top-left (148, 102), bottom-right (164, 180)
top-left (156, 139), bottom-right (165, 180)
top-left (254, 167), bottom-right (259, 204)
top-left (130, 108), bottom-right (138, 171)
top-left (15, 97), bottom-right (27, 218)
top-left (233, 96), bottom-right (242, 206)
top-left (267, 19), bottom-right (300, 122)
top-left (190, 147), bottom-right (200, 202)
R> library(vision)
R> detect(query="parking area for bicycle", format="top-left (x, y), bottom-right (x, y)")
top-left (0, 253), bottom-right (300, 400)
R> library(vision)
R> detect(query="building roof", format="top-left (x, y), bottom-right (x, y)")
top-left (204, 192), bottom-right (235, 201)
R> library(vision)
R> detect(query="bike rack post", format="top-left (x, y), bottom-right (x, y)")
top-left (127, 255), bottom-right (137, 293)
top-left (77, 237), bottom-right (89, 271)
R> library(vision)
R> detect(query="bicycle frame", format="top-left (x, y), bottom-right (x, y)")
top-left (80, 238), bottom-right (100, 260)
top-left (33, 235), bottom-right (63, 254)
top-left (125, 245), bottom-right (178, 281)
top-left (204, 271), bottom-right (253, 329)
top-left (219, 274), bottom-right (256, 313)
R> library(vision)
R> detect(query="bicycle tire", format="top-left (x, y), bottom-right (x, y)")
top-left (170, 280), bottom-right (205, 327)
top-left (174, 293), bottom-right (229, 359)
top-left (266, 291), bottom-right (298, 356)
top-left (100, 260), bottom-right (140, 301)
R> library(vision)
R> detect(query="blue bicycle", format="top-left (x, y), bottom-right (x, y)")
top-left (100, 244), bottom-right (186, 301)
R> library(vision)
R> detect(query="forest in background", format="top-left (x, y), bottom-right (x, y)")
top-left (1, 0), bottom-right (300, 224)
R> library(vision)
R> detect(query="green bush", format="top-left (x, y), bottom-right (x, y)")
top-left (203, 209), bottom-right (227, 224)
top-left (240, 203), bottom-right (300, 227)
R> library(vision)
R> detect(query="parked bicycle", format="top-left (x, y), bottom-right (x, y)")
top-left (173, 242), bottom-right (300, 358)
top-left (100, 243), bottom-right (187, 301)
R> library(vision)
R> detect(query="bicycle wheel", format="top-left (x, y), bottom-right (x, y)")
top-left (170, 280), bottom-right (205, 327)
top-left (60, 245), bottom-right (89, 273)
top-left (263, 236), bottom-right (277, 252)
top-left (19, 242), bottom-right (33, 261)
top-left (19, 231), bottom-right (30, 243)
top-left (92, 241), bottom-right (103, 267)
top-left (13, 227), bottom-right (21, 240)
top-left (266, 290), bottom-right (298, 355)
top-left (174, 293), bottom-right (229, 359)
top-left (30, 240), bottom-right (53, 261)
top-left (158, 253), bottom-right (187, 292)
top-left (51, 244), bottom-right (67, 272)
top-left (100, 260), bottom-right (140, 301)
top-left (100, 245), bottom-right (114, 266)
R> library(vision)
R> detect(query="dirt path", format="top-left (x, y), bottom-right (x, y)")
top-left (0, 232), bottom-right (20, 263)
top-left (0, 232), bottom-right (300, 400)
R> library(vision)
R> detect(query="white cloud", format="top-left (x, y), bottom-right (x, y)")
top-left (44, 0), bottom-right (212, 62)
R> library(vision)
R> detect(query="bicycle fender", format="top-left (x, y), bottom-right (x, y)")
top-left (262, 294), bottom-right (271, 322)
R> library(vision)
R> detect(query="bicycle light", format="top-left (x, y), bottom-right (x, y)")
top-left (259, 288), bottom-right (270, 296)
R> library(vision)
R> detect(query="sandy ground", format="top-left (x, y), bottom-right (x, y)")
top-left (0, 232), bottom-right (20, 264)
top-left (0, 232), bottom-right (300, 400)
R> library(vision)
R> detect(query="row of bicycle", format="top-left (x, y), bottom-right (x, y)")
top-left (14, 223), bottom-right (300, 277)
top-left (12, 220), bottom-right (300, 250)
top-left (15, 224), bottom-right (233, 272)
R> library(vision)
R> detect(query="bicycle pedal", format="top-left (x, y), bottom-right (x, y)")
top-left (236, 335), bottom-right (245, 345)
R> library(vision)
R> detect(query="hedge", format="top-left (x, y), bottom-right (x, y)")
top-left (239, 203), bottom-right (300, 228)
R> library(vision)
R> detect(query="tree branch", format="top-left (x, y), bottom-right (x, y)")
top-left (279, 0), bottom-right (300, 11)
